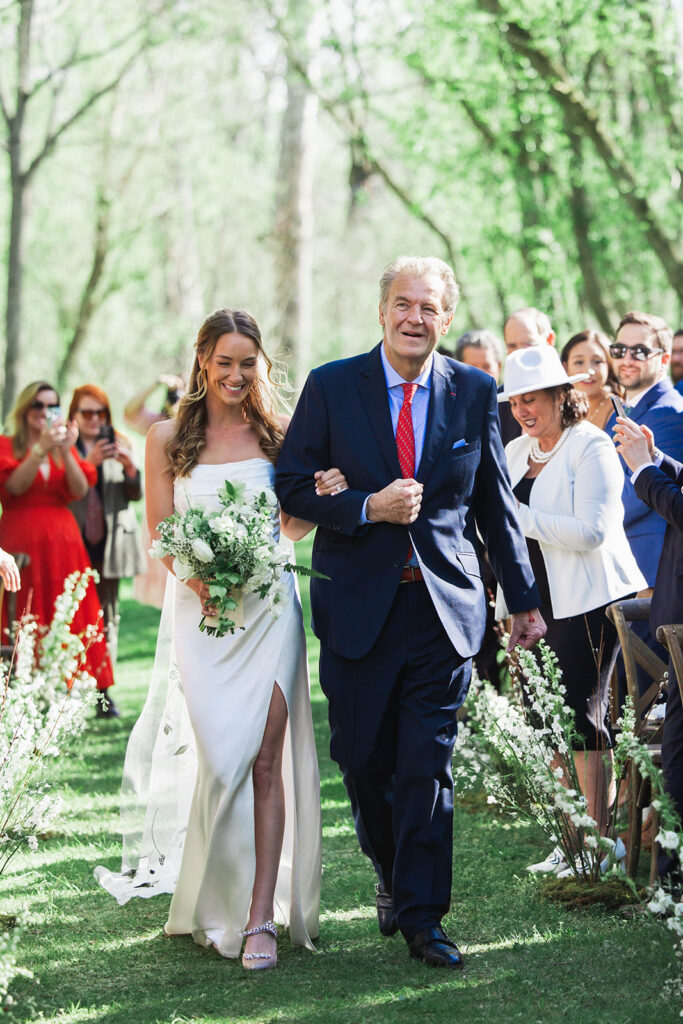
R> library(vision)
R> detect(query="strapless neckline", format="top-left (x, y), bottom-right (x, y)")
top-left (193, 458), bottom-right (272, 469)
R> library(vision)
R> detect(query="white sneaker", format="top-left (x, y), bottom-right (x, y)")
top-left (526, 845), bottom-right (568, 874)
top-left (555, 838), bottom-right (627, 879)
top-left (556, 854), bottom-right (588, 879)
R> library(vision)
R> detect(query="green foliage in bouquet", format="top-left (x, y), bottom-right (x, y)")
top-left (152, 478), bottom-right (327, 637)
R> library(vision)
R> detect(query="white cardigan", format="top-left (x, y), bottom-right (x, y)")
top-left (496, 421), bottom-right (646, 619)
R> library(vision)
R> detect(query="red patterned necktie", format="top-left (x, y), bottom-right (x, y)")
top-left (396, 382), bottom-right (418, 478)
top-left (396, 383), bottom-right (418, 565)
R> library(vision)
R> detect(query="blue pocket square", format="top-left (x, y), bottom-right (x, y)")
top-left (451, 439), bottom-right (467, 450)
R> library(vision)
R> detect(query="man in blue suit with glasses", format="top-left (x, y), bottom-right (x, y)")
top-left (606, 312), bottom-right (683, 694)
top-left (276, 256), bottom-right (544, 969)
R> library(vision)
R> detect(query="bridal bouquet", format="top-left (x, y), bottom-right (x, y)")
top-left (151, 478), bottom-right (321, 637)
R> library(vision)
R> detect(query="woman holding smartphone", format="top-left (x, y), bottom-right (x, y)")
top-left (0, 381), bottom-right (114, 700)
top-left (68, 385), bottom-right (146, 712)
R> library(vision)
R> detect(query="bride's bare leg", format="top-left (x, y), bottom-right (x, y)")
top-left (243, 683), bottom-right (288, 965)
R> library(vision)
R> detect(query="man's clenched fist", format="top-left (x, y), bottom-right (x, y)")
top-left (367, 478), bottom-right (423, 525)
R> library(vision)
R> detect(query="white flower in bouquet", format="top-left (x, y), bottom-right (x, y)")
top-left (191, 538), bottom-right (214, 563)
top-left (268, 578), bottom-right (290, 617)
top-left (208, 515), bottom-right (232, 535)
top-left (260, 487), bottom-right (278, 509)
top-left (152, 477), bottom-right (326, 637)
top-left (173, 556), bottom-right (194, 582)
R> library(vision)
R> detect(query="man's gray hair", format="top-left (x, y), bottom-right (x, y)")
top-left (454, 329), bottom-right (503, 364)
top-left (503, 306), bottom-right (553, 341)
top-left (379, 256), bottom-right (460, 315)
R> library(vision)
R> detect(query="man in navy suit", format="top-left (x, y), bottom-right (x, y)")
top-left (672, 329), bottom-right (683, 396)
top-left (606, 312), bottom-right (683, 692)
top-left (615, 416), bottom-right (683, 881)
top-left (276, 257), bottom-right (545, 967)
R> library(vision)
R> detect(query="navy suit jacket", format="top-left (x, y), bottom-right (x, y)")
top-left (606, 379), bottom-right (683, 586)
top-left (634, 455), bottom-right (683, 633)
top-left (276, 344), bottom-right (539, 660)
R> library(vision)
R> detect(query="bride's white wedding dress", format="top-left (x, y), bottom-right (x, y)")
top-left (95, 458), bottom-right (321, 957)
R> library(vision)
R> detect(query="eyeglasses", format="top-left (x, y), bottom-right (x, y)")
top-left (77, 409), bottom-right (108, 421)
top-left (30, 401), bottom-right (60, 412)
top-left (608, 344), bottom-right (664, 362)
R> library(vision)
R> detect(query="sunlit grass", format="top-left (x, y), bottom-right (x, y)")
top-left (3, 555), bottom-right (681, 1024)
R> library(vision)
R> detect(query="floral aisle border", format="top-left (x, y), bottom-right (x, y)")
top-left (0, 570), bottom-right (98, 1015)
top-left (454, 640), bottom-right (683, 1015)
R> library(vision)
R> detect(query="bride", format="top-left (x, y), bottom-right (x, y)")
top-left (96, 309), bottom-right (346, 968)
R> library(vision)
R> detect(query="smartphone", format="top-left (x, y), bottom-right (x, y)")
top-left (46, 405), bottom-right (62, 426)
top-left (610, 394), bottom-right (627, 419)
top-left (97, 424), bottom-right (115, 444)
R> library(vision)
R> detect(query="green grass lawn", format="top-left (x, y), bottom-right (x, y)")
top-left (2, 562), bottom-right (680, 1024)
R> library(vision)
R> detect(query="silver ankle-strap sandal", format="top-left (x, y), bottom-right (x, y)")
top-left (242, 920), bottom-right (278, 961)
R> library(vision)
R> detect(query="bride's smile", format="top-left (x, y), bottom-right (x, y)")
top-left (202, 332), bottom-right (259, 408)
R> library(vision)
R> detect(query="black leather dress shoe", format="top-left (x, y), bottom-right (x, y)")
top-left (375, 883), bottom-right (398, 936)
top-left (408, 926), bottom-right (464, 968)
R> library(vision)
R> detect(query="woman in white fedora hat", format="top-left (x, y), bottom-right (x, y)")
top-left (497, 346), bottom-right (646, 875)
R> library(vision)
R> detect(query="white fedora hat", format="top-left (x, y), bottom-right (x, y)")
top-left (498, 346), bottom-right (590, 402)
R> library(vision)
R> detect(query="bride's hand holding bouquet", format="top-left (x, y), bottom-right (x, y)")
top-left (151, 478), bottom-right (325, 637)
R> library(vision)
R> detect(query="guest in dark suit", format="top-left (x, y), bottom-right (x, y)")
top-left (671, 329), bottom-right (683, 396)
top-left (614, 415), bottom-right (683, 879)
top-left (447, 329), bottom-right (507, 691)
top-left (605, 313), bottom-right (683, 697)
top-left (276, 256), bottom-right (545, 968)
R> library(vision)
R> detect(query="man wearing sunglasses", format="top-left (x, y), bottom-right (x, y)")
top-left (607, 311), bottom-right (683, 691)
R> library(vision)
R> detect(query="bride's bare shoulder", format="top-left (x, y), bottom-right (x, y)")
top-left (147, 418), bottom-right (177, 448)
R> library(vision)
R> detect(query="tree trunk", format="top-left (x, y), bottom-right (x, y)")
top-left (273, 29), bottom-right (318, 388)
top-left (566, 126), bottom-right (613, 334)
top-left (56, 182), bottom-right (111, 389)
top-left (2, 0), bottom-right (33, 417)
top-left (4, 146), bottom-right (27, 417)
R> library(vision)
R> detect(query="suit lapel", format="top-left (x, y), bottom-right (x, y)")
top-left (416, 353), bottom-right (458, 485)
top-left (357, 343), bottom-right (402, 478)
top-left (630, 380), bottom-right (668, 421)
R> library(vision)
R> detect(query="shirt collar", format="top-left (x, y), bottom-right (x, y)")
top-left (626, 378), bottom-right (666, 408)
top-left (380, 342), bottom-right (433, 390)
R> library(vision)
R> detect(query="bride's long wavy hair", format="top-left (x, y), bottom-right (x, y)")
top-left (166, 309), bottom-right (285, 478)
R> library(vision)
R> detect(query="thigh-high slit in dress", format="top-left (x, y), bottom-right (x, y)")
top-left (95, 458), bottom-right (321, 958)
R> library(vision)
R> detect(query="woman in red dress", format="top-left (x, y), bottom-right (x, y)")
top-left (0, 381), bottom-right (115, 712)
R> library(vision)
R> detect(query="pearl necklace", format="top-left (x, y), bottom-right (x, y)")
top-left (529, 429), bottom-right (568, 464)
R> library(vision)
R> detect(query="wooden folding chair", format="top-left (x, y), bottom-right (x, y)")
top-left (606, 597), bottom-right (667, 881)
top-left (0, 552), bottom-right (30, 661)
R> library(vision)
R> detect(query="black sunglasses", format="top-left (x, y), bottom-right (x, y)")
top-left (608, 343), bottom-right (664, 362)
top-left (30, 400), bottom-right (60, 412)
top-left (77, 409), bottom-right (108, 420)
